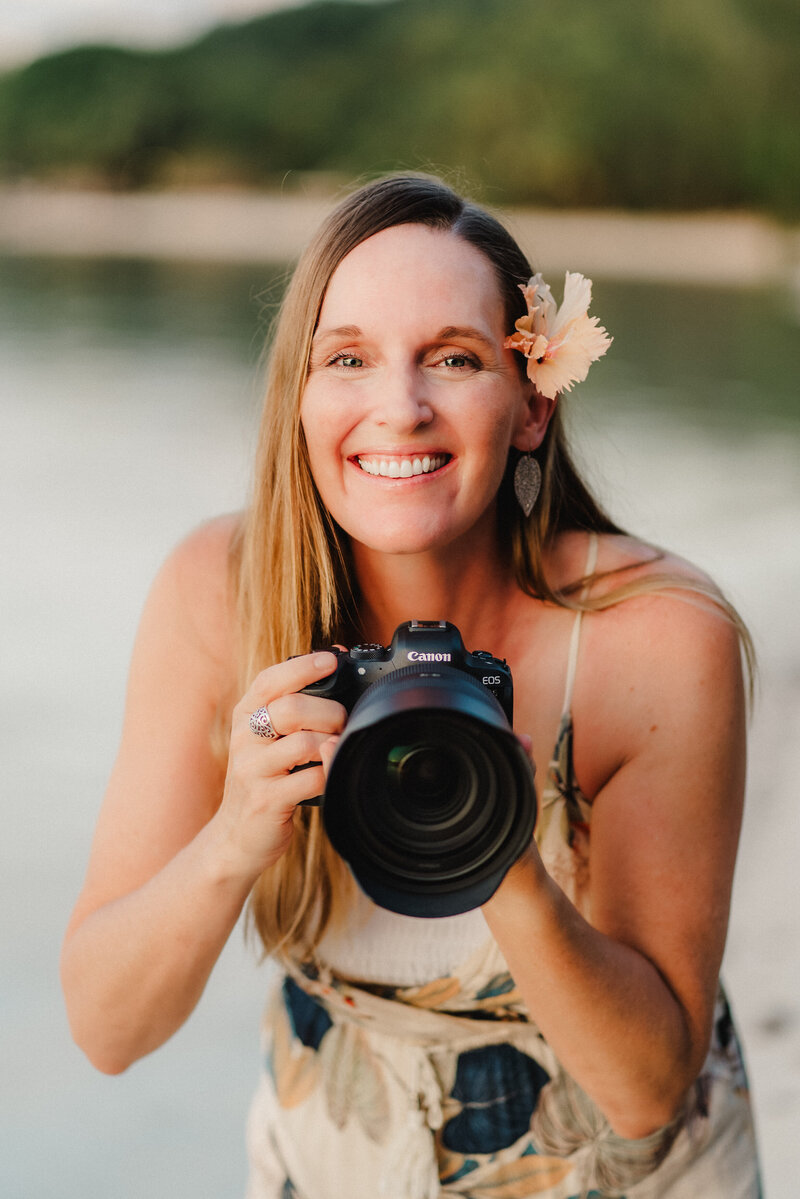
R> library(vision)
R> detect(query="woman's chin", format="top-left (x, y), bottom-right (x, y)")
top-left (340, 498), bottom-right (501, 561)
top-left (348, 516), bottom-right (493, 561)
top-left (354, 531), bottom-right (450, 557)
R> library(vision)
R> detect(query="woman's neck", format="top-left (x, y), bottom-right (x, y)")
top-left (350, 530), bottom-right (523, 655)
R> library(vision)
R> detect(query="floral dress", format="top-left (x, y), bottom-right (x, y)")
top-left (245, 544), bottom-right (762, 1198)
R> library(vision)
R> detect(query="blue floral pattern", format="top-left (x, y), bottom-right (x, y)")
top-left (246, 641), bottom-right (761, 1198)
top-left (442, 1044), bottom-right (551, 1153)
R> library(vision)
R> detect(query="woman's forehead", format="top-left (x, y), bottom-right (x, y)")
top-left (319, 224), bottom-right (505, 330)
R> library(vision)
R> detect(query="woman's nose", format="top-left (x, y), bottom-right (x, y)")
top-left (373, 365), bottom-right (433, 431)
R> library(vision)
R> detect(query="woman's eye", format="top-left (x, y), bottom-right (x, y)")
top-left (330, 353), bottom-right (363, 368)
top-left (441, 353), bottom-right (478, 370)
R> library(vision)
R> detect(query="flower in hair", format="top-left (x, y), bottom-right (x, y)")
top-left (504, 272), bottom-right (612, 400)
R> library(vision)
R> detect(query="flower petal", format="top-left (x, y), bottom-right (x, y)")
top-left (523, 274), bottom-right (556, 333)
top-left (526, 315), bottom-right (612, 398)
top-left (549, 272), bottom-right (593, 337)
top-left (504, 329), bottom-right (548, 359)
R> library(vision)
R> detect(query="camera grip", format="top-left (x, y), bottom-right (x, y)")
top-left (288, 760), bottom-right (323, 806)
top-left (282, 647), bottom-right (348, 806)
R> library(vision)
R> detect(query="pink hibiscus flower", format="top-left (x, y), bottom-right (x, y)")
top-left (504, 272), bottom-right (612, 400)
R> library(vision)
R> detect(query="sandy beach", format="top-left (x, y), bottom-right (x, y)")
top-left (1, 184), bottom-right (799, 287)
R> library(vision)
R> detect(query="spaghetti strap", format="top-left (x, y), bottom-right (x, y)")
top-left (541, 530), bottom-right (598, 911)
top-left (558, 532), bottom-right (598, 719)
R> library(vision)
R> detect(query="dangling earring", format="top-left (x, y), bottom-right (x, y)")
top-left (514, 452), bottom-right (541, 517)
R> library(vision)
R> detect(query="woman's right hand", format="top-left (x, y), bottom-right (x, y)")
top-left (209, 651), bottom-right (347, 882)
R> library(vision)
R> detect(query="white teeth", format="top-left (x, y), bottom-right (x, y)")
top-left (356, 454), bottom-right (448, 477)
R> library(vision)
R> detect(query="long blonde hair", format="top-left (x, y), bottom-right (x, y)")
top-left (232, 173), bottom-right (753, 959)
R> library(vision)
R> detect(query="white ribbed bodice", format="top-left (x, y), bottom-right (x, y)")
top-left (316, 884), bottom-right (490, 985)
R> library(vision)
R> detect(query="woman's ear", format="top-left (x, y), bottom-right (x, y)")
top-left (512, 388), bottom-right (557, 452)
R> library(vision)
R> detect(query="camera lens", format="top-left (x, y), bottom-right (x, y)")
top-left (386, 742), bottom-right (463, 811)
top-left (322, 666), bottom-right (536, 917)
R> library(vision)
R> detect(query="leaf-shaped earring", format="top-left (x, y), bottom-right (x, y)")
top-left (514, 453), bottom-right (541, 517)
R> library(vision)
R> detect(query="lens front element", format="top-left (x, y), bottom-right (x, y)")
top-left (387, 742), bottom-right (458, 809)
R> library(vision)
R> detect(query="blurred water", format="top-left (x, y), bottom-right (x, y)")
top-left (1, 256), bottom-right (798, 1198)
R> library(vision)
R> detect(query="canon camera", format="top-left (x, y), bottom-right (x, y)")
top-left (302, 620), bottom-right (536, 918)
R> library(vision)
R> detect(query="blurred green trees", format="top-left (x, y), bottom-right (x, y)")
top-left (0, 0), bottom-right (797, 213)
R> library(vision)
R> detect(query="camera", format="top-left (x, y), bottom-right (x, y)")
top-left (302, 620), bottom-right (536, 918)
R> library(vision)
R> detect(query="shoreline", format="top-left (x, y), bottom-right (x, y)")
top-left (1, 184), bottom-right (798, 286)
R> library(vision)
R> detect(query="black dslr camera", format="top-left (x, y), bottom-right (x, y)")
top-left (302, 620), bottom-right (536, 918)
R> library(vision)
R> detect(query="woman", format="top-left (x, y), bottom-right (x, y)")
top-left (61, 175), bottom-right (761, 1197)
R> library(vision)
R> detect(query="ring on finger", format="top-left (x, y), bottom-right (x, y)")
top-left (249, 705), bottom-right (281, 740)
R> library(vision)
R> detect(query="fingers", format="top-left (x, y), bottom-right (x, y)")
top-left (269, 760), bottom-right (327, 807)
top-left (264, 692), bottom-right (347, 740)
top-left (228, 653), bottom-right (346, 807)
top-left (212, 653), bottom-right (350, 879)
top-left (247, 652), bottom-right (339, 708)
top-left (249, 728), bottom-right (333, 777)
top-left (235, 652), bottom-right (346, 738)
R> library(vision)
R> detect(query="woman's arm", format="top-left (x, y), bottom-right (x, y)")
top-left (483, 591), bottom-right (746, 1139)
top-left (61, 518), bottom-right (343, 1074)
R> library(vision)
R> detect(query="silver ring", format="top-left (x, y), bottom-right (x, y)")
top-left (249, 705), bottom-right (280, 740)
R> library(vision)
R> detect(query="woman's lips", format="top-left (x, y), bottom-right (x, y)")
top-left (354, 453), bottom-right (451, 478)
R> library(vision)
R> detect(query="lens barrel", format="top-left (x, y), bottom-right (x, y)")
top-left (322, 666), bottom-right (536, 917)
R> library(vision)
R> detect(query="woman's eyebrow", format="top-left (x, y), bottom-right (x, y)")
top-left (312, 324), bottom-right (363, 344)
top-left (436, 325), bottom-right (496, 349)
top-left (310, 323), bottom-right (497, 350)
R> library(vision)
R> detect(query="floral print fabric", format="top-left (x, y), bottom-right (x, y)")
top-left (245, 637), bottom-right (761, 1197)
top-left (246, 948), bottom-right (760, 1197)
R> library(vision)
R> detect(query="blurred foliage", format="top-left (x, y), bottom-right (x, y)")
top-left (0, 0), bottom-right (798, 212)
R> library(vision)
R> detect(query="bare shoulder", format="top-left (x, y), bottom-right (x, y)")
top-left (571, 532), bottom-right (747, 795)
top-left (555, 528), bottom-right (740, 662)
top-left (551, 529), bottom-right (717, 595)
top-left (144, 512), bottom-right (242, 673)
top-left (593, 532), bottom-right (742, 650)
top-left (588, 531), bottom-right (743, 677)
top-left (64, 515), bottom-right (244, 924)
top-left (159, 512), bottom-right (241, 606)
top-left (593, 532), bottom-right (717, 591)
top-left (118, 513), bottom-right (242, 743)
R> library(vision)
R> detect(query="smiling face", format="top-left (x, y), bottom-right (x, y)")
top-left (300, 223), bottom-right (553, 558)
